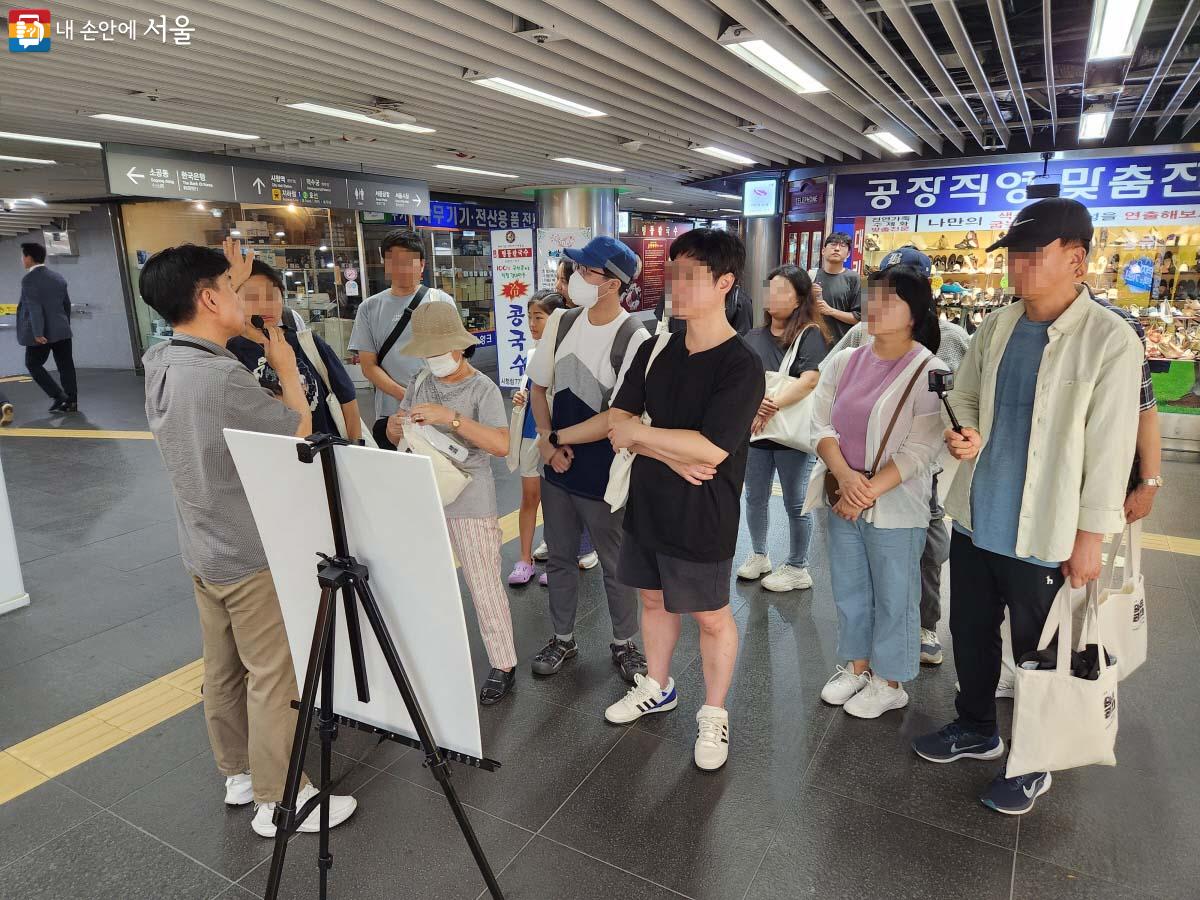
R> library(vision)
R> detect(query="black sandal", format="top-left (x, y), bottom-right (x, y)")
top-left (479, 668), bottom-right (515, 705)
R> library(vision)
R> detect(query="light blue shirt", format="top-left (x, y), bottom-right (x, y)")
top-left (957, 315), bottom-right (1060, 567)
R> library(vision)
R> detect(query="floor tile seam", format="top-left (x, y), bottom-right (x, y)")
top-left (0, 806), bottom-right (107, 877)
top-left (106, 807), bottom-right (245, 889)
top-left (1008, 819), bottom-right (1019, 900)
top-left (51, 745), bottom-right (211, 812)
top-left (805, 782), bottom-right (1020, 854)
top-left (364, 765), bottom-right (540, 837)
top-left (1012, 849), bottom-right (1169, 898)
top-left (477, 831), bottom-right (539, 899)
top-left (535, 726), bottom-right (632, 838)
top-left (535, 834), bottom-right (699, 898)
top-left (740, 705), bottom-right (838, 900)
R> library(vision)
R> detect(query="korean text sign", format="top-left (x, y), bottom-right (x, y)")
top-left (491, 229), bottom-right (536, 388)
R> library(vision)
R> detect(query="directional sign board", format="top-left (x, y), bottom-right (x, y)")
top-left (104, 148), bottom-right (235, 201)
top-left (347, 177), bottom-right (430, 216)
top-left (103, 145), bottom-right (430, 215)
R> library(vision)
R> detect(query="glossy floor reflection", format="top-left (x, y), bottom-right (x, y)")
top-left (0, 372), bottom-right (1197, 899)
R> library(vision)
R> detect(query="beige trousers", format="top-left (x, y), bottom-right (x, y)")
top-left (192, 568), bottom-right (308, 803)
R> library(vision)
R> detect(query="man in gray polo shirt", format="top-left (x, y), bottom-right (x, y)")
top-left (349, 229), bottom-right (455, 421)
top-left (140, 240), bottom-right (357, 838)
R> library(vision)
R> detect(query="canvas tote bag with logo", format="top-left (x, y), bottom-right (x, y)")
top-left (1097, 521), bottom-right (1149, 679)
top-left (1007, 582), bottom-right (1119, 778)
top-left (751, 325), bottom-right (817, 453)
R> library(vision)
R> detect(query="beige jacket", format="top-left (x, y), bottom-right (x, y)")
top-left (944, 287), bottom-right (1143, 561)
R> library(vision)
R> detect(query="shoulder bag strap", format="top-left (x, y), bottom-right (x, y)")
top-left (867, 354), bottom-right (929, 477)
top-left (779, 325), bottom-right (813, 375)
top-left (169, 338), bottom-right (220, 355)
top-left (376, 284), bottom-right (428, 364)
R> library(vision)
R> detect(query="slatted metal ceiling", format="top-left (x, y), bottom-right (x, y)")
top-left (0, 0), bottom-right (1196, 218)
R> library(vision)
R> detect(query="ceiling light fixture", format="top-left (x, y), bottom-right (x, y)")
top-left (1087, 0), bottom-right (1153, 60)
top-left (285, 102), bottom-right (436, 134)
top-left (864, 126), bottom-right (916, 154)
top-left (5, 197), bottom-right (47, 207)
top-left (471, 76), bottom-right (606, 118)
top-left (434, 164), bottom-right (519, 178)
top-left (0, 154), bottom-right (56, 165)
top-left (722, 36), bottom-right (827, 95)
top-left (552, 156), bottom-right (624, 172)
top-left (637, 197), bottom-right (673, 204)
top-left (275, 231), bottom-right (285, 237)
top-left (89, 114), bottom-right (259, 141)
top-left (714, 192), bottom-right (741, 200)
top-left (0, 131), bottom-right (101, 148)
top-left (692, 145), bottom-right (757, 166)
top-left (1078, 104), bottom-right (1115, 141)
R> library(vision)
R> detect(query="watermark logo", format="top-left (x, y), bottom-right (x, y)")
top-left (8, 9), bottom-right (51, 52)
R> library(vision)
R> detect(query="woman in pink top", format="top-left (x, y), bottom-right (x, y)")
top-left (803, 265), bottom-right (946, 720)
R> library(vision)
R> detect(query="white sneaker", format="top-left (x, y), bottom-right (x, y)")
top-left (533, 542), bottom-right (549, 561)
top-left (224, 772), bottom-right (253, 806)
top-left (761, 565), bottom-right (813, 592)
top-left (578, 551), bottom-right (599, 570)
top-left (820, 665), bottom-right (871, 706)
top-left (694, 706), bottom-right (729, 771)
top-left (604, 673), bottom-right (678, 724)
top-left (251, 783), bottom-right (358, 838)
top-left (737, 553), bottom-right (772, 581)
top-left (996, 667), bottom-right (1016, 699)
top-left (844, 675), bottom-right (909, 719)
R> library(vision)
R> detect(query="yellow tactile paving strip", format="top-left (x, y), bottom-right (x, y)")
top-left (0, 428), bottom-right (155, 440)
top-left (0, 507), bottom-right (538, 805)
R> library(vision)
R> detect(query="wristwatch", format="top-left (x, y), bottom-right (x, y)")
top-left (549, 431), bottom-right (561, 448)
top-left (1140, 475), bottom-right (1164, 488)
top-left (450, 411), bottom-right (462, 431)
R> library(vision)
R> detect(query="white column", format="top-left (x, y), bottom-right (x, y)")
top-left (0, 450), bottom-right (29, 615)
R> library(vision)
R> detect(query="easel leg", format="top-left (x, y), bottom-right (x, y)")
top-left (353, 579), bottom-right (506, 900)
top-left (264, 585), bottom-right (337, 900)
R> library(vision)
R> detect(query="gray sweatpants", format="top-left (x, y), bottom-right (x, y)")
top-left (540, 478), bottom-right (639, 642)
top-left (920, 473), bottom-right (950, 632)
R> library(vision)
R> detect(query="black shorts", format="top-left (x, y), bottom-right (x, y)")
top-left (618, 536), bottom-right (733, 614)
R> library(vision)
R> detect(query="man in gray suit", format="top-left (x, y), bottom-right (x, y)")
top-left (18, 242), bottom-right (77, 413)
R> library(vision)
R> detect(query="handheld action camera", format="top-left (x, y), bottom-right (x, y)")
top-left (928, 368), bottom-right (954, 396)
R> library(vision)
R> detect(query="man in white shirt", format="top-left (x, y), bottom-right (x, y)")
top-left (349, 230), bottom-right (455, 421)
top-left (912, 198), bottom-right (1142, 815)
top-left (527, 236), bottom-right (651, 684)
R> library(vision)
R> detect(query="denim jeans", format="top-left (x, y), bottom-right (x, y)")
top-left (744, 445), bottom-right (816, 568)
top-left (825, 511), bottom-right (926, 683)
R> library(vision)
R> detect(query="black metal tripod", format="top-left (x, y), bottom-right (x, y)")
top-left (263, 433), bottom-right (504, 900)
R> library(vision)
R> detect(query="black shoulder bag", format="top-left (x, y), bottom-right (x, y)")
top-left (375, 285), bottom-right (429, 366)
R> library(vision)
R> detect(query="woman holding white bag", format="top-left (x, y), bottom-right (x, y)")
top-left (738, 265), bottom-right (831, 592)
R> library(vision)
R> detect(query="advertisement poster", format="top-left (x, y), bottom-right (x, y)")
top-left (490, 229), bottom-right (536, 388)
top-left (623, 235), bottom-right (670, 313)
top-left (536, 227), bottom-right (591, 292)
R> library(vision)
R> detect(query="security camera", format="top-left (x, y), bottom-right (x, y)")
top-left (620, 139), bottom-right (644, 152)
top-left (532, 31), bottom-right (550, 44)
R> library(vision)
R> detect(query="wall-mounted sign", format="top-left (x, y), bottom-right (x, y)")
top-left (412, 201), bottom-right (535, 230)
top-left (536, 227), bottom-right (591, 291)
top-left (103, 144), bottom-right (430, 215)
top-left (743, 178), bottom-right (779, 217)
top-left (619, 210), bottom-right (631, 233)
top-left (491, 228), bottom-right (536, 388)
top-left (787, 177), bottom-right (827, 217)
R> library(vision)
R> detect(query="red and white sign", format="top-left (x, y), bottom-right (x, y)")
top-left (491, 228), bottom-right (536, 388)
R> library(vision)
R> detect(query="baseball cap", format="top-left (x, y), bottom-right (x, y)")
top-left (986, 197), bottom-right (1093, 253)
top-left (563, 236), bottom-right (640, 285)
top-left (879, 246), bottom-right (931, 277)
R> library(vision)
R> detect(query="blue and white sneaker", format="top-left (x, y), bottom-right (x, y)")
top-left (980, 770), bottom-right (1052, 815)
top-left (912, 722), bottom-right (1005, 763)
top-left (604, 674), bottom-right (678, 724)
top-left (920, 628), bottom-right (943, 665)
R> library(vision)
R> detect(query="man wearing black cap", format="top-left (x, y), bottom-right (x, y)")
top-left (912, 198), bottom-right (1143, 815)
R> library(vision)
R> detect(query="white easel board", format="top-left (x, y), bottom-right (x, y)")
top-left (225, 429), bottom-right (482, 760)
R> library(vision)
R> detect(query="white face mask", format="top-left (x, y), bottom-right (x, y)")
top-left (568, 270), bottom-right (601, 308)
top-left (427, 352), bottom-right (460, 377)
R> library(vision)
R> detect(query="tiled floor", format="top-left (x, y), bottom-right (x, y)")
top-left (1, 371), bottom-right (1198, 899)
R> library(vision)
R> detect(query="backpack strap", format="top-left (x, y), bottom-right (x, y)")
top-left (553, 306), bottom-right (586, 356)
top-left (610, 315), bottom-right (649, 376)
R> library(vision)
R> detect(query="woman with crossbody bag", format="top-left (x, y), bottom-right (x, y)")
top-left (803, 265), bottom-right (946, 719)
top-left (739, 265), bottom-right (831, 593)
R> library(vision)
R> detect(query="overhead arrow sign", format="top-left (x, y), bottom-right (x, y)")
top-left (126, 166), bottom-right (145, 184)
top-left (251, 176), bottom-right (266, 194)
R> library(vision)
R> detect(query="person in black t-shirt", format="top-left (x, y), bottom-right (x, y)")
top-left (740, 265), bottom-right (830, 593)
top-left (812, 232), bottom-right (862, 342)
top-left (227, 260), bottom-right (361, 441)
top-left (604, 229), bottom-right (765, 772)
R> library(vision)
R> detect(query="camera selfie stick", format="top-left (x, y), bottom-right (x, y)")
top-left (263, 433), bottom-right (504, 900)
top-left (928, 369), bottom-right (964, 435)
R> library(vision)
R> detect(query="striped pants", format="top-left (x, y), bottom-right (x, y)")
top-left (446, 516), bottom-right (518, 670)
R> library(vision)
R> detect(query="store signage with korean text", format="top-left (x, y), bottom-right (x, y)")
top-left (414, 201), bottom-right (535, 230)
top-left (536, 227), bottom-right (591, 291)
top-left (787, 177), bottom-right (826, 216)
top-left (833, 152), bottom-right (1200, 218)
top-left (102, 144), bottom-right (430, 214)
top-left (491, 229), bottom-right (536, 388)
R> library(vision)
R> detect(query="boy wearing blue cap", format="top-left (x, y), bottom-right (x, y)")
top-left (527, 236), bottom-right (652, 684)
